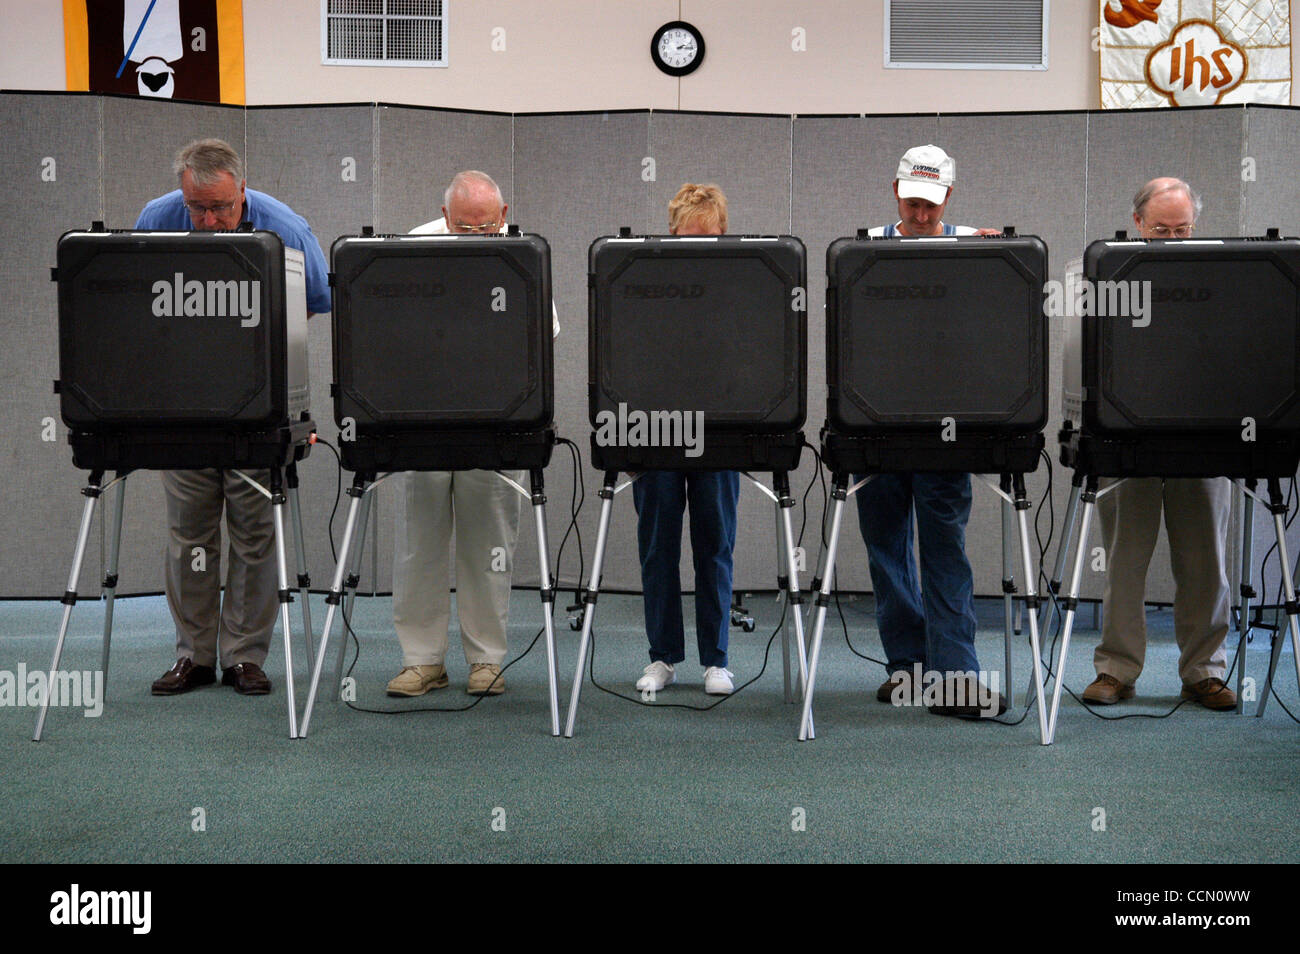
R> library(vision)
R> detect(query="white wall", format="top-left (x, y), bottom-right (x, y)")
top-left (1, 0), bottom-right (1107, 113)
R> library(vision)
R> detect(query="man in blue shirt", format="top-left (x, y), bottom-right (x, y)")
top-left (137, 138), bottom-right (330, 697)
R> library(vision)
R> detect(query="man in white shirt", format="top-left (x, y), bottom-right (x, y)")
top-left (388, 170), bottom-right (557, 698)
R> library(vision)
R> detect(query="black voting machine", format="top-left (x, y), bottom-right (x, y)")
top-left (298, 229), bottom-right (562, 737)
top-left (42, 225), bottom-right (315, 739)
top-left (564, 233), bottom-right (810, 736)
top-left (807, 232), bottom-right (1053, 742)
top-left (1045, 233), bottom-right (1300, 742)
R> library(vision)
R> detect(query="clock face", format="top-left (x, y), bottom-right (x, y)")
top-left (652, 21), bottom-right (705, 76)
top-left (658, 28), bottom-right (698, 68)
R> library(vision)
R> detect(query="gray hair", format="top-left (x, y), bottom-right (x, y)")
top-left (173, 138), bottom-right (244, 186)
top-left (444, 170), bottom-right (503, 210)
top-left (1132, 178), bottom-right (1202, 222)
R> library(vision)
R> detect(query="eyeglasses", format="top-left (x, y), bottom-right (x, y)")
top-left (452, 220), bottom-right (502, 233)
top-left (1142, 223), bottom-right (1195, 238)
top-left (184, 200), bottom-right (241, 217)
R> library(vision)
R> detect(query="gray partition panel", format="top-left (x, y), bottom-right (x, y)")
top-left (373, 106), bottom-right (513, 235)
top-left (513, 111), bottom-right (653, 593)
top-left (0, 94), bottom-right (104, 597)
top-left (1084, 106), bottom-right (1245, 241)
top-left (648, 112), bottom-right (792, 234)
top-left (1242, 106), bottom-right (1300, 237)
top-left (246, 105), bottom-right (375, 594)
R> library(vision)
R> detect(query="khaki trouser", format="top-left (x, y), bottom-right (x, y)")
top-left (163, 468), bottom-right (277, 668)
top-left (392, 469), bottom-right (522, 667)
top-left (1095, 476), bottom-right (1230, 686)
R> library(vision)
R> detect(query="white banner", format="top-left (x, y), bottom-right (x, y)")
top-left (1099, 0), bottom-right (1291, 107)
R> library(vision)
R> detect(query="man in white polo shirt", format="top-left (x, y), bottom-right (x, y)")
top-left (387, 170), bottom-right (558, 699)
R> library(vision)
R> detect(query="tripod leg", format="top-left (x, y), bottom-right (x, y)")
top-left (1038, 470), bottom-right (1083, 644)
top-left (1014, 474), bottom-right (1050, 743)
top-left (774, 500), bottom-right (793, 704)
top-left (1000, 476), bottom-right (1016, 706)
top-left (34, 472), bottom-right (104, 742)
top-left (341, 488), bottom-right (374, 636)
top-left (1235, 481), bottom-right (1255, 714)
top-left (100, 474), bottom-right (127, 699)
top-left (286, 462), bottom-right (314, 680)
top-left (775, 474), bottom-right (810, 712)
top-left (1046, 480), bottom-right (1098, 745)
top-left (334, 487), bottom-right (374, 696)
top-left (563, 472), bottom-right (617, 738)
top-left (529, 470), bottom-right (561, 737)
top-left (300, 475), bottom-right (369, 738)
top-left (1257, 479), bottom-right (1299, 718)
top-left (269, 469), bottom-right (298, 739)
top-left (799, 474), bottom-right (848, 741)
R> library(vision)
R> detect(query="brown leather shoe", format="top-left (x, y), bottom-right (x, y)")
top-left (876, 672), bottom-right (907, 702)
top-left (1181, 677), bottom-right (1237, 711)
top-left (925, 675), bottom-right (1008, 718)
top-left (151, 658), bottom-right (216, 696)
top-left (1082, 673), bottom-right (1135, 705)
top-left (222, 662), bottom-right (272, 695)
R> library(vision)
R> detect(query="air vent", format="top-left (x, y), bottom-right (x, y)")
top-left (885, 0), bottom-right (1048, 70)
top-left (322, 0), bottom-right (446, 67)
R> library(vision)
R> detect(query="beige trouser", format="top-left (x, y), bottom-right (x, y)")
top-left (163, 468), bottom-right (277, 668)
top-left (1095, 476), bottom-right (1230, 686)
top-left (392, 470), bottom-right (522, 667)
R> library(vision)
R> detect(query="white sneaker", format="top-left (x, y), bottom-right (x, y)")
top-left (636, 661), bottom-right (676, 692)
top-left (704, 666), bottom-right (734, 695)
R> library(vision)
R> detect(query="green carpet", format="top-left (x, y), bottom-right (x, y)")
top-left (1, 591), bottom-right (1296, 863)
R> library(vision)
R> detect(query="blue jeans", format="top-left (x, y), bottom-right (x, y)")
top-left (632, 470), bottom-right (740, 668)
top-left (854, 472), bottom-right (979, 675)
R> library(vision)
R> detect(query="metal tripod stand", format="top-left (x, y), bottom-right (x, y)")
top-left (34, 462), bottom-right (315, 741)
top-left (799, 471), bottom-right (1050, 742)
top-left (298, 466), bottom-right (562, 738)
top-left (562, 469), bottom-right (811, 738)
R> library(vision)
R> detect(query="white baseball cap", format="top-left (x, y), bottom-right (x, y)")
top-left (895, 144), bottom-right (955, 205)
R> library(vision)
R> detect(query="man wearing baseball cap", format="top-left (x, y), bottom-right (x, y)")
top-left (857, 145), bottom-right (1003, 717)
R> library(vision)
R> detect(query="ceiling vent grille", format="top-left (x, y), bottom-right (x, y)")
top-left (323, 0), bottom-right (446, 67)
top-left (886, 0), bottom-right (1049, 70)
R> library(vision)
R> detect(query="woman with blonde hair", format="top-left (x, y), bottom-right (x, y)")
top-left (633, 183), bottom-right (741, 696)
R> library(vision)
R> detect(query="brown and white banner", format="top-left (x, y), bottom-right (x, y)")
top-left (1099, 0), bottom-right (1291, 107)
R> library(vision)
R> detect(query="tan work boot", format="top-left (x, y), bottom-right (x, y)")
top-left (1181, 677), bottom-right (1237, 711)
top-left (386, 665), bottom-right (449, 697)
top-left (467, 663), bottom-right (505, 696)
top-left (1081, 672), bottom-right (1135, 705)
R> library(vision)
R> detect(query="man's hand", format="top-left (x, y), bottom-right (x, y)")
top-left (974, 227), bottom-right (1003, 236)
